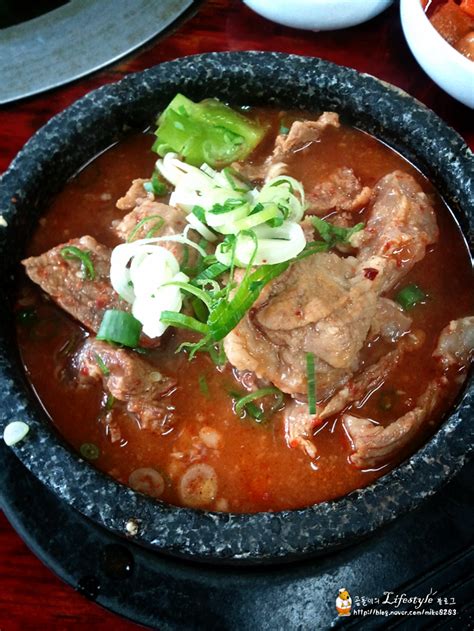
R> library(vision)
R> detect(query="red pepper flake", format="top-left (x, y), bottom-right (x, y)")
top-left (295, 309), bottom-right (302, 317)
top-left (363, 267), bottom-right (379, 280)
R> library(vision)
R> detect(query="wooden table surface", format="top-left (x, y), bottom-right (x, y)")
top-left (0, 1), bottom-right (472, 629)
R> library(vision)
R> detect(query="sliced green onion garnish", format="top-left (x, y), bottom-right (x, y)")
top-left (244, 401), bottom-right (265, 421)
top-left (232, 204), bottom-right (280, 231)
top-left (191, 261), bottom-right (228, 285)
top-left (395, 284), bottom-right (426, 311)
top-left (295, 240), bottom-right (331, 261)
top-left (306, 352), bottom-right (317, 415)
top-left (311, 217), bottom-right (364, 248)
top-left (192, 205), bottom-right (207, 222)
top-left (94, 353), bottom-right (110, 376)
top-left (151, 171), bottom-right (168, 196)
top-left (222, 167), bottom-right (250, 193)
top-left (208, 341), bottom-right (227, 366)
top-left (160, 311), bottom-right (209, 335)
top-left (192, 297), bottom-right (209, 322)
top-left (225, 234), bottom-right (239, 300)
top-left (162, 280), bottom-right (213, 309)
top-left (180, 244), bottom-right (190, 273)
top-left (80, 443), bottom-right (100, 460)
top-left (234, 387), bottom-right (284, 418)
top-left (143, 173), bottom-right (167, 196)
top-left (198, 374), bottom-right (209, 397)
top-left (208, 198), bottom-right (247, 214)
top-left (60, 246), bottom-right (95, 280)
top-left (127, 214), bottom-right (164, 242)
top-left (97, 309), bottom-right (142, 347)
top-left (106, 394), bottom-right (115, 410)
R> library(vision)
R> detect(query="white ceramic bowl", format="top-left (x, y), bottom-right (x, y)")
top-left (400, 0), bottom-right (474, 108)
top-left (243, 0), bottom-right (393, 31)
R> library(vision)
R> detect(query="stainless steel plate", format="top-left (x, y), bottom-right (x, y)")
top-left (0, 0), bottom-right (196, 104)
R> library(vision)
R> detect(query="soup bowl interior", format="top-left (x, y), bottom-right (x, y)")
top-left (0, 51), bottom-right (473, 565)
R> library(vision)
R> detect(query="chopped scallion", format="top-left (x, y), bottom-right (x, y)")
top-left (160, 311), bottom-right (209, 335)
top-left (97, 309), bottom-right (142, 348)
top-left (94, 353), bottom-right (110, 376)
top-left (127, 214), bottom-right (164, 242)
top-left (244, 401), bottom-right (265, 421)
top-left (230, 386), bottom-right (283, 421)
top-left (60, 246), bottom-right (95, 280)
top-left (151, 172), bottom-right (168, 196)
top-left (306, 352), bottom-right (317, 415)
top-left (311, 217), bottom-right (364, 248)
top-left (191, 261), bottom-right (228, 285)
top-left (208, 341), bottom-right (227, 366)
top-left (80, 443), bottom-right (100, 460)
top-left (395, 284), bottom-right (426, 311)
top-left (198, 374), bottom-right (209, 397)
top-left (192, 297), bottom-right (209, 322)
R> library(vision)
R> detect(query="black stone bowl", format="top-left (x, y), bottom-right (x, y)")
top-left (0, 52), bottom-right (473, 565)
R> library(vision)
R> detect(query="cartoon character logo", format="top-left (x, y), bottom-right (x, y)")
top-left (336, 588), bottom-right (352, 616)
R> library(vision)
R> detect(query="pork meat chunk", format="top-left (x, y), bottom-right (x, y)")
top-left (256, 252), bottom-right (355, 331)
top-left (224, 253), bottom-right (375, 395)
top-left (357, 171), bottom-right (439, 292)
top-left (284, 400), bottom-right (320, 459)
top-left (272, 112), bottom-right (340, 160)
top-left (318, 331), bottom-right (424, 420)
top-left (343, 377), bottom-right (448, 469)
top-left (116, 179), bottom-right (150, 211)
top-left (433, 316), bottom-right (474, 368)
top-left (369, 298), bottom-right (412, 343)
top-left (306, 167), bottom-right (371, 215)
top-left (114, 199), bottom-right (197, 265)
top-left (284, 331), bottom-right (423, 458)
top-left (256, 253), bottom-right (376, 370)
top-left (23, 236), bottom-right (129, 334)
top-left (232, 112), bottom-right (340, 183)
top-left (77, 338), bottom-right (176, 432)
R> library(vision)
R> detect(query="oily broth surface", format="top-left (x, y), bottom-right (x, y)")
top-left (17, 109), bottom-right (474, 512)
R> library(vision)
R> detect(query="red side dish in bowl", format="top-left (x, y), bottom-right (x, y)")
top-left (423, 0), bottom-right (474, 59)
top-left (16, 97), bottom-right (474, 515)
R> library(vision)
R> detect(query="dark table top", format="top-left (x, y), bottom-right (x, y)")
top-left (0, 0), bottom-right (472, 629)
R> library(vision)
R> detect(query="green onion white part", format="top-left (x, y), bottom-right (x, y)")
top-left (110, 242), bottom-right (189, 338)
top-left (3, 421), bottom-right (29, 446)
top-left (216, 222), bottom-right (306, 266)
top-left (156, 155), bottom-right (306, 243)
